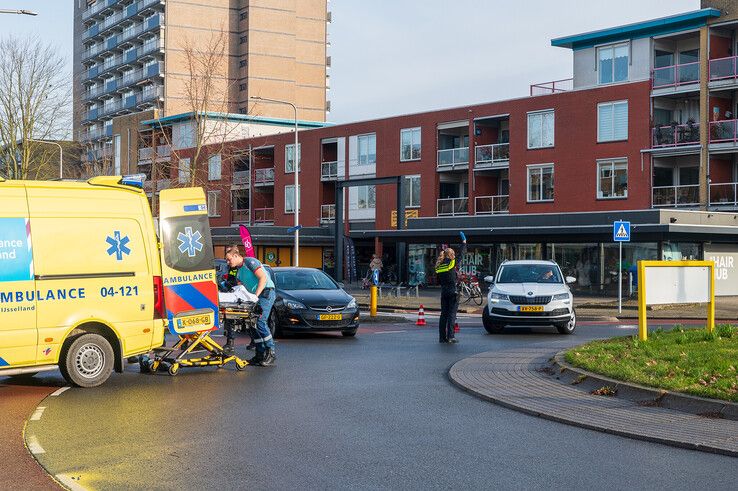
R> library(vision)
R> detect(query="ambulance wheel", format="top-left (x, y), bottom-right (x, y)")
top-left (168, 363), bottom-right (180, 376)
top-left (59, 333), bottom-right (114, 388)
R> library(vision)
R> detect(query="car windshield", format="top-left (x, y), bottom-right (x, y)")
top-left (274, 269), bottom-right (338, 290)
top-left (497, 264), bottom-right (563, 284)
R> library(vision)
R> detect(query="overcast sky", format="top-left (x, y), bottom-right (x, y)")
top-left (0, 0), bottom-right (699, 124)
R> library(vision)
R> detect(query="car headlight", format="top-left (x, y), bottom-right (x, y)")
top-left (552, 293), bottom-right (571, 302)
top-left (285, 300), bottom-right (306, 310)
top-left (489, 292), bottom-right (508, 303)
top-left (347, 298), bottom-right (357, 309)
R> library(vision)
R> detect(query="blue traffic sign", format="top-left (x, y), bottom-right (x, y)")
top-left (287, 225), bottom-right (303, 234)
top-left (372, 269), bottom-right (379, 286)
top-left (613, 221), bottom-right (631, 242)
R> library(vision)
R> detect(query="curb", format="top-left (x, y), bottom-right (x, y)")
top-left (553, 351), bottom-right (738, 421)
top-left (359, 314), bottom-right (411, 324)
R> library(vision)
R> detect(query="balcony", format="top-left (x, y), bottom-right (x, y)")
top-left (253, 207), bottom-right (274, 224)
top-left (254, 168), bottom-right (275, 186)
top-left (232, 170), bottom-right (250, 186)
top-left (321, 161), bottom-right (338, 180)
top-left (437, 147), bottom-right (469, 171)
top-left (652, 62), bottom-right (699, 90)
top-left (709, 120), bottom-right (738, 146)
top-left (709, 55), bottom-right (738, 84)
top-left (474, 143), bottom-right (509, 170)
top-left (437, 197), bottom-right (468, 217)
top-left (651, 123), bottom-right (700, 148)
top-left (709, 182), bottom-right (738, 207)
top-left (320, 204), bottom-right (336, 223)
top-left (529, 78), bottom-right (573, 96)
top-left (82, 39), bottom-right (162, 85)
top-left (138, 145), bottom-right (171, 163)
top-left (231, 209), bottom-right (250, 224)
top-left (652, 185), bottom-right (699, 207)
top-left (157, 179), bottom-right (171, 191)
top-left (83, 0), bottom-right (164, 41)
top-left (474, 195), bottom-right (509, 215)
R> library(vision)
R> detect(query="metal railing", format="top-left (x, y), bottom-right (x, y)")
top-left (321, 161), bottom-right (338, 180)
top-left (474, 143), bottom-right (509, 167)
top-left (83, 0), bottom-right (163, 35)
top-left (254, 167), bottom-right (275, 185)
top-left (231, 209), bottom-right (250, 223)
top-left (83, 14), bottom-right (163, 59)
top-left (709, 55), bottom-right (738, 82)
top-left (321, 204), bottom-right (336, 223)
top-left (709, 119), bottom-right (738, 144)
top-left (651, 62), bottom-right (700, 89)
top-left (652, 185), bottom-right (699, 207)
top-left (651, 123), bottom-right (700, 148)
top-left (437, 197), bottom-right (469, 216)
top-left (157, 179), bottom-right (170, 191)
top-left (232, 170), bottom-right (250, 185)
top-left (709, 182), bottom-right (738, 206)
top-left (253, 207), bottom-right (274, 224)
top-left (85, 85), bottom-right (163, 121)
top-left (529, 78), bottom-right (573, 96)
top-left (82, 37), bottom-right (162, 78)
top-left (475, 195), bottom-right (509, 215)
top-left (437, 147), bottom-right (469, 168)
top-left (138, 144), bottom-right (171, 162)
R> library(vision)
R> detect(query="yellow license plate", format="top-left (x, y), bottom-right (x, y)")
top-left (518, 306), bottom-right (544, 312)
top-left (319, 314), bottom-right (342, 321)
top-left (177, 313), bottom-right (213, 329)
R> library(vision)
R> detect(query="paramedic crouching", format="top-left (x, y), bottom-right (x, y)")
top-left (225, 245), bottom-right (276, 367)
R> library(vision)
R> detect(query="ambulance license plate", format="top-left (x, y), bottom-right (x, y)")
top-left (177, 313), bottom-right (213, 329)
top-left (319, 314), bottom-right (342, 321)
top-left (518, 306), bottom-right (544, 312)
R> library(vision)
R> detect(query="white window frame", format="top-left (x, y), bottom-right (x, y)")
top-left (207, 190), bottom-right (221, 217)
top-left (596, 158), bottom-right (628, 200)
top-left (178, 157), bottom-right (191, 184)
top-left (400, 127), bottom-right (421, 162)
top-left (597, 100), bottom-right (628, 142)
top-left (527, 109), bottom-right (555, 149)
top-left (404, 175), bottom-right (421, 208)
top-left (284, 184), bottom-right (301, 214)
top-left (285, 143), bottom-right (301, 173)
top-left (597, 42), bottom-right (629, 85)
top-left (357, 133), bottom-right (376, 166)
top-left (527, 163), bottom-right (554, 203)
top-left (208, 153), bottom-right (222, 181)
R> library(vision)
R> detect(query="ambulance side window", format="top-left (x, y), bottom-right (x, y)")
top-left (161, 215), bottom-right (214, 272)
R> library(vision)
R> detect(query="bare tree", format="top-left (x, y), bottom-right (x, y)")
top-left (0, 36), bottom-right (71, 180)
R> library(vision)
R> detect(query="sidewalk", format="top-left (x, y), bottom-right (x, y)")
top-left (449, 348), bottom-right (738, 456)
top-left (347, 285), bottom-right (738, 320)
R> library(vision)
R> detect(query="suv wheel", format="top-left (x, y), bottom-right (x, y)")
top-left (482, 308), bottom-right (505, 334)
top-left (59, 333), bottom-right (114, 388)
top-left (556, 309), bottom-right (576, 335)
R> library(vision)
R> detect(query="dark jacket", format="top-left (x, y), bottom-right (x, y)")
top-left (435, 244), bottom-right (467, 293)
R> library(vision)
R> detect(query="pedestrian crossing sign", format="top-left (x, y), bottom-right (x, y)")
top-left (613, 221), bottom-right (631, 242)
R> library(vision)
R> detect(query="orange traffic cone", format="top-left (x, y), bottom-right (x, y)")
top-left (416, 305), bottom-right (426, 326)
top-left (454, 322), bottom-right (460, 333)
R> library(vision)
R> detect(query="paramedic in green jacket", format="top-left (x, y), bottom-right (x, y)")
top-left (434, 232), bottom-right (467, 343)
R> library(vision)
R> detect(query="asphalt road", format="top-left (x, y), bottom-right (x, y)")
top-left (14, 317), bottom-right (738, 490)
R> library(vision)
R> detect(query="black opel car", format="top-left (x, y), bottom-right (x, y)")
top-left (267, 267), bottom-right (359, 337)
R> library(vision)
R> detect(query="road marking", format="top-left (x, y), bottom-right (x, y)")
top-left (26, 435), bottom-right (45, 455)
top-left (374, 330), bottom-right (406, 334)
top-left (56, 474), bottom-right (88, 491)
top-left (50, 386), bottom-right (70, 397)
top-left (30, 406), bottom-right (46, 421)
top-left (617, 325), bottom-right (638, 329)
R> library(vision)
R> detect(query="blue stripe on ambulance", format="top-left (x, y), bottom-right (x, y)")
top-left (0, 357), bottom-right (9, 367)
top-left (166, 282), bottom-right (220, 329)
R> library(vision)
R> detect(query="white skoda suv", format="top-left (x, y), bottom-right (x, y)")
top-left (482, 260), bottom-right (577, 335)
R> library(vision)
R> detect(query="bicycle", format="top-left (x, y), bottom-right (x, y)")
top-left (458, 273), bottom-right (483, 305)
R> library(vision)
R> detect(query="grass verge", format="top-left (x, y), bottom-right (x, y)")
top-left (565, 325), bottom-right (738, 403)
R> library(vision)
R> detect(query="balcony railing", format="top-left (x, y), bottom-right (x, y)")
top-left (437, 147), bottom-right (469, 168)
top-left (321, 161), bottom-right (338, 180)
top-left (529, 78), bottom-right (573, 96)
top-left (651, 62), bottom-right (700, 89)
top-left (83, 0), bottom-right (163, 38)
top-left (474, 143), bottom-right (509, 168)
top-left (83, 15), bottom-right (164, 64)
top-left (321, 204), bottom-right (336, 223)
top-left (652, 185), bottom-right (699, 207)
top-left (85, 86), bottom-right (163, 121)
top-left (475, 195), bottom-right (509, 215)
top-left (709, 119), bottom-right (738, 144)
top-left (157, 179), bottom-right (171, 191)
top-left (709, 183), bottom-right (738, 206)
top-left (253, 207), bottom-right (274, 224)
top-left (138, 145), bottom-right (171, 162)
top-left (651, 123), bottom-right (700, 148)
top-left (231, 209), bottom-right (250, 223)
top-left (254, 167), bottom-right (275, 186)
top-left (709, 55), bottom-right (738, 82)
top-left (437, 197), bottom-right (468, 216)
top-left (82, 38), bottom-right (162, 82)
top-left (233, 170), bottom-right (250, 185)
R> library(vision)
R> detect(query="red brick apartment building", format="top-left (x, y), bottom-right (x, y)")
top-left (141, 5), bottom-right (738, 296)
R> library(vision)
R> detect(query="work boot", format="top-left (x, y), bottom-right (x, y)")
top-left (248, 351), bottom-right (264, 365)
top-left (246, 340), bottom-right (255, 350)
top-left (224, 339), bottom-right (235, 354)
top-left (258, 348), bottom-right (276, 367)
top-left (448, 338), bottom-right (459, 344)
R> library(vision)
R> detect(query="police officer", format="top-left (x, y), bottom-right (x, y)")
top-left (225, 245), bottom-right (277, 366)
top-left (434, 232), bottom-right (467, 343)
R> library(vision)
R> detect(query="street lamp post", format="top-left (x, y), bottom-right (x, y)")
top-left (250, 96), bottom-right (300, 266)
top-left (28, 139), bottom-right (63, 179)
top-left (0, 9), bottom-right (38, 15)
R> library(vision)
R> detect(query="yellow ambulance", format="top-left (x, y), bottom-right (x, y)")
top-left (0, 175), bottom-right (218, 387)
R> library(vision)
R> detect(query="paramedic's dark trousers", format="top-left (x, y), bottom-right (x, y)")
top-left (224, 318), bottom-right (237, 342)
top-left (438, 288), bottom-right (458, 342)
top-left (249, 288), bottom-right (276, 353)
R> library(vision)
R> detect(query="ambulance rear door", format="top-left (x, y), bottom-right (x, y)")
top-left (158, 188), bottom-right (219, 335)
